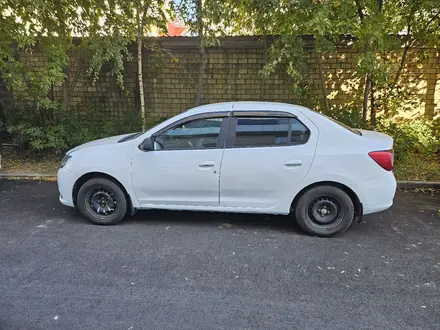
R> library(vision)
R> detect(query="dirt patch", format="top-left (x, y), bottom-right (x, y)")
top-left (0, 148), bottom-right (59, 174)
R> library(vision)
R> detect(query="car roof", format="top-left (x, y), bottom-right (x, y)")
top-left (185, 101), bottom-right (313, 116)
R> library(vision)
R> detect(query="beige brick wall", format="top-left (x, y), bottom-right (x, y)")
top-left (11, 36), bottom-right (440, 121)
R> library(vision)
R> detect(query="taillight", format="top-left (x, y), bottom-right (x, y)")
top-left (368, 150), bottom-right (394, 171)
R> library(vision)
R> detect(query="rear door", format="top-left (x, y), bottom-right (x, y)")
top-left (219, 110), bottom-right (318, 209)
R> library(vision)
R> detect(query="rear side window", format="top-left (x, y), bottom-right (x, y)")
top-left (233, 117), bottom-right (310, 147)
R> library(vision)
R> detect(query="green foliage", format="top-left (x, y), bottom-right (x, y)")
top-left (326, 107), bottom-right (439, 160)
top-left (86, 37), bottom-right (132, 90)
top-left (325, 106), bottom-right (368, 129)
top-left (1, 0), bottom-right (439, 162)
top-left (0, 0), bottom-right (89, 109)
top-left (178, 0), bottom-right (234, 39)
top-left (0, 0), bottom-right (173, 119)
top-left (393, 153), bottom-right (440, 181)
top-left (374, 119), bottom-right (439, 159)
top-left (261, 36), bottom-right (317, 108)
top-left (216, 0), bottom-right (440, 119)
top-left (2, 105), bottom-right (159, 153)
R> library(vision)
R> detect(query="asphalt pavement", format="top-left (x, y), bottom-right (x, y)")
top-left (0, 180), bottom-right (439, 330)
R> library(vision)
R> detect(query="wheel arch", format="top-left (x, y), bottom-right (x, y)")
top-left (72, 172), bottom-right (135, 215)
top-left (291, 181), bottom-right (363, 222)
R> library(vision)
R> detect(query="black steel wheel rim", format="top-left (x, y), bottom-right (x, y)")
top-left (85, 187), bottom-right (117, 216)
top-left (307, 195), bottom-right (344, 228)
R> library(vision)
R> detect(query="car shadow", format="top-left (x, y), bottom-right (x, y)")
top-left (53, 194), bottom-right (301, 234)
top-left (122, 209), bottom-right (302, 234)
top-left (62, 205), bottom-right (374, 237)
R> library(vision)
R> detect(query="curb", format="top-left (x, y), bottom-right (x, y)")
top-left (0, 173), bottom-right (56, 178)
top-left (0, 173), bottom-right (439, 189)
top-left (397, 181), bottom-right (440, 189)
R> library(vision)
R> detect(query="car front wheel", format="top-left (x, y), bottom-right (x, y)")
top-left (77, 177), bottom-right (127, 225)
top-left (294, 185), bottom-right (355, 237)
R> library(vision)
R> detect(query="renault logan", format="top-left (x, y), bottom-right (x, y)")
top-left (57, 102), bottom-right (396, 236)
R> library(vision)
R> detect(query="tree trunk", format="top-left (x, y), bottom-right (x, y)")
top-left (195, 0), bottom-right (205, 106)
top-left (370, 79), bottom-right (376, 125)
top-left (355, 0), bottom-right (365, 20)
top-left (362, 74), bottom-right (371, 122)
top-left (259, 35), bottom-right (267, 100)
top-left (61, 66), bottom-right (70, 111)
top-left (136, 4), bottom-right (149, 130)
top-left (137, 36), bottom-right (146, 130)
top-left (391, 24), bottom-right (412, 92)
top-left (317, 52), bottom-right (330, 113)
top-left (195, 41), bottom-right (205, 106)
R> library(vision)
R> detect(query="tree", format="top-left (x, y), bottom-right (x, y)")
top-left (0, 0), bottom-right (122, 116)
top-left (216, 0), bottom-right (440, 123)
top-left (178, 0), bottom-right (225, 106)
top-left (0, 0), bottom-right (70, 118)
top-left (89, 0), bottom-right (171, 129)
top-left (0, 0), bottom-right (172, 129)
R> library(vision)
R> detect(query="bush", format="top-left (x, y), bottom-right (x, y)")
top-left (2, 106), bottom-right (167, 153)
top-left (325, 106), bottom-right (368, 130)
top-left (374, 118), bottom-right (439, 159)
top-left (325, 107), bottom-right (439, 160)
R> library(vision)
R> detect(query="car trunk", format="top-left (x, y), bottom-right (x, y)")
top-left (358, 129), bottom-right (394, 171)
top-left (358, 129), bottom-right (393, 151)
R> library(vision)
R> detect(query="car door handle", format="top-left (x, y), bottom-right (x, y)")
top-left (198, 161), bottom-right (215, 168)
top-left (285, 160), bottom-right (303, 167)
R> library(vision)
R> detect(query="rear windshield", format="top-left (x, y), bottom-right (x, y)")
top-left (315, 112), bottom-right (361, 135)
top-left (327, 117), bottom-right (361, 135)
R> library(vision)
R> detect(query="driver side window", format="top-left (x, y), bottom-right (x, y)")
top-left (154, 117), bottom-right (224, 150)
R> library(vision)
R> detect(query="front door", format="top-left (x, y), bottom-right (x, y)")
top-left (132, 116), bottom-right (227, 207)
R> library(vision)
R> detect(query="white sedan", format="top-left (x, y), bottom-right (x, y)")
top-left (57, 102), bottom-right (396, 236)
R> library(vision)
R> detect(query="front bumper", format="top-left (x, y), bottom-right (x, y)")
top-left (57, 168), bottom-right (77, 207)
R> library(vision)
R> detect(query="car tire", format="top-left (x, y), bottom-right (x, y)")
top-left (77, 177), bottom-right (127, 225)
top-left (294, 185), bottom-right (354, 237)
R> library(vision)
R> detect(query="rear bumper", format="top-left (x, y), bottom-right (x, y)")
top-left (361, 173), bottom-right (397, 215)
top-left (57, 168), bottom-right (76, 208)
top-left (363, 201), bottom-right (393, 215)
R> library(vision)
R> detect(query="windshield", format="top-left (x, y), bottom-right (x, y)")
top-left (118, 132), bottom-right (143, 143)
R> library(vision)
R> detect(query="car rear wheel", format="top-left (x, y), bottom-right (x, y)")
top-left (77, 177), bottom-right (127, 225)
top-left (294, 185), bottom-right (354, 237)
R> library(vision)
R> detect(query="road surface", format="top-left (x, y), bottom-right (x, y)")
top-left (0, 180), bottom-right (439, 329)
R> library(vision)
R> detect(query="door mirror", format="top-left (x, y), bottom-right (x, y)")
top-left (139, 137), bottom-right (154, 151)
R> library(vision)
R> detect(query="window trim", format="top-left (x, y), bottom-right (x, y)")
top-left (138, 110), bottom-right (309, 151)
top-left (226, 115), bottom-right (311, 149)
top-left (152, 111), bottom-right (230, 138)
top-left (146, 112), bottom-right (231, 151)
top-left (232, 110), bottom-right (297, 118)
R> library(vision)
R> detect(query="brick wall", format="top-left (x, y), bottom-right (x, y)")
top-left (10, 36), bottom-right (440, 120)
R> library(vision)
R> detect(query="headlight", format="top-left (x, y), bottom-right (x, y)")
top-left (59, 154), bottom-right (72, 168)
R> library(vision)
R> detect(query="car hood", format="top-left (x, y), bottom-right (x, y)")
top-left (67, 133), bottom-right (132, 154)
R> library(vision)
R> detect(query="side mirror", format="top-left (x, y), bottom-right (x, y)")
top-left (139, 137), bottom-right (154, 151)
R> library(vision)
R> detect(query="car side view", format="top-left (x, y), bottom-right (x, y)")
top-left (57, 102), bottom-right (397, 236)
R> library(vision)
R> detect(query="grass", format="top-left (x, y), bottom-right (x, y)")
top-left (394, 153), bottom-right (440, 181)
top-left (1, 149), bottom-right (439, 182)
